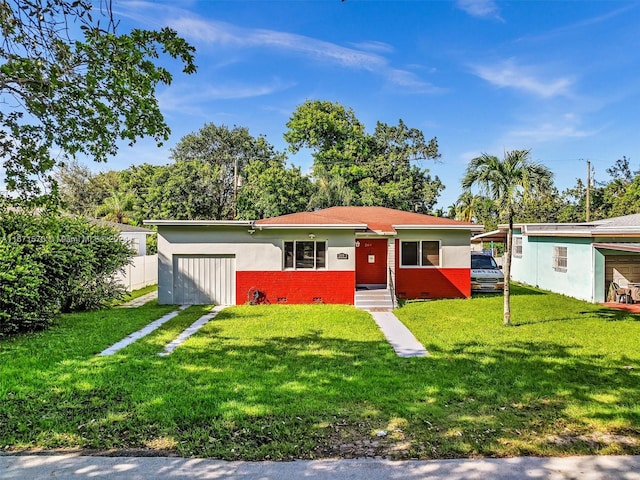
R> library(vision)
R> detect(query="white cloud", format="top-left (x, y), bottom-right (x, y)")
top-left (508, 124), bottom-right (594, 143)
top-left (471, 60), bottom-right (573, 98)
top-left (456, 0), bottom-right (503, 20)
top-left (518, 4), bottom-right (638, 43)
top-left (502, 113), bottom-right (598, 145)
top-left (170, 16), bottom-right (390, 71)
top-left (384, 69), bottom-right (446, 94)
top-left (349, 40), bottom-right (395, 54)
top-left (116, 3), bottom-right (441, 92)
top-left (157, 79), bottom-right (295, 116)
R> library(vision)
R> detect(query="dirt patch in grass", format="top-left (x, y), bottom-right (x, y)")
top-left (312, 418), bottom-right (417, 459)
top-left (546, 433), bottom-right (640, 448)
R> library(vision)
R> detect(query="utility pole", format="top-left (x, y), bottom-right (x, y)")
top-left (586, 159), bottom-right (591, 222)
top-left (233, 157), bottom-right (238, 218)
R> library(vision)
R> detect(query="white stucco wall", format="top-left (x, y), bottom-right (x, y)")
top-left (157, 226), bottom-right (355, 270)
top-left (395, 229), bottom-right (472, 268)
top-left (120, 232), bottom-right (148, 256)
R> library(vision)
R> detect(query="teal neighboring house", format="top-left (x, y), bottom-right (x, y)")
top-left (475, 214), bottom-right (640, 303)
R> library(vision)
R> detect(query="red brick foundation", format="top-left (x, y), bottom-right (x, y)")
top-left (236, 271), bottom-right (355, 305)
top-left (395, 267), bottom-right (471, 299)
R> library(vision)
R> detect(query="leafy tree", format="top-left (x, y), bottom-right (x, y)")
top-left (170, 123), bottom-right (279, 219)
top-left (606, 156), bottom-right (637, 184)
top-left (514, 181), bottom-right (564, 224)
top-left (118, 163), bottom-right (162, 224)
top-left (53, 159), bottom-right (95, 216)
top-left (284, 100), bottom-right (443, 211)
top-left (0, 0), bottom-right (196, 204)
top-left (462, 150), bottom-right (553, 326)
top-left (557, 179), bottom-right (588, 222)
top-left (237, 159), bottom-right (312, 219)
top-left (150, 161), bottom-right (227, 220)
top-left (608, 177), bottom-right (640, 217)
top-left (597, 156), bottom-right (640, 218)
top-left (284, 100), bottom-right (367, 174)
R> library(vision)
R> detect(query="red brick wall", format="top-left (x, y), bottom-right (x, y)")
top-left (394, 240), bottom-right (470, 299)
top-left (236, 271), bottom-right (355, 305)
top-left (394, 268), bottom-right (471, 299)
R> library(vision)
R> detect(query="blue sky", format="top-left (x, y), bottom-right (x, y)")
top-left (108, 0), bottom-right (640, 209)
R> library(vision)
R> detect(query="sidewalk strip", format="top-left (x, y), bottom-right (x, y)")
top-left (118, 291), bottom-right (158, 308)
top-left (98, 305), bottom-right (190, 356)
top-left (159, 306), bottom-right (225, 356)
top-left (369, 311), bottom-right (428, 358)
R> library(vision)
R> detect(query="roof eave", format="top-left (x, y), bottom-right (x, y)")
top-left (257, 223), bottom-right (367, 229)
top-left (592, 228), bottom-right (640, 236)
top-left (144, 220), bottom-right (254, 227)
top-left (525, 231), bottom-right (594, 237)
top-left (393, 224), bottom-right (483, 232)
top-left (593, 242), bottom-right (640, 253)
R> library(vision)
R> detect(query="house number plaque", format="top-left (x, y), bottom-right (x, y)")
top-left (337, 253), bottom-right (349, 260)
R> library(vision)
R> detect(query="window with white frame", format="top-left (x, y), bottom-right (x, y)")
top-left (400, 240), bottom-right (440, 267)
top-left (513, 236), bottom-right (523, 258)
top-left (284, 241), bottom-right (327, 269)
top-left (553, 246), bottom-right (567, 272)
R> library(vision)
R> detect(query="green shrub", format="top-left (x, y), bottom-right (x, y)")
top-left (0, 210), bottom-right (133, 335)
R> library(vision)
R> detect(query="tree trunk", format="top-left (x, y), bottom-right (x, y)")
top-left (503, 216), bottom-right (513, 325)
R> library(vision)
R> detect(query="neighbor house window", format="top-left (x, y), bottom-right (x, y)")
top-left (553, 246), bottom-right (567, 272)
top-left (513, 236), bottom-right (523, 258)
top-left (284, 241), bottom-right (327, 269)
top-left (400, 240), bottom-right (440, 267)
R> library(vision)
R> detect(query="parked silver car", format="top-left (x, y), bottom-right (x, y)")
top-left (471, 252), bottom-right (504, 293)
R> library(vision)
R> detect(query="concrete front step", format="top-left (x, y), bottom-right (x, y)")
top-left (355, 289), bottom-right (395, 310)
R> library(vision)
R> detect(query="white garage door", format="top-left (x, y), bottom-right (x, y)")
top-left (173, 255), bottom-right (235, 305)
top-left (605, 255), bottom-right (640, 285)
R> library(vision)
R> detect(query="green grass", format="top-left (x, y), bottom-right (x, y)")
top-left (120, 284), bottom-right (157, 303)
top-left (1, 287), bottom-right (639, 460)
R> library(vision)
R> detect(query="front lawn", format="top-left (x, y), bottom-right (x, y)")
top-left (1, 287), bottom-right (639, 459)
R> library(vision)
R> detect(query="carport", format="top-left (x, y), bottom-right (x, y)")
top-left (594, 242), bottom-right (640, 302)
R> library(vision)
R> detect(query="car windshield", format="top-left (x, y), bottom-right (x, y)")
top-left (472, 255), bottom-right (498, 269)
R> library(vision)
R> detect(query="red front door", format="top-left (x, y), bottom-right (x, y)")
top-left (356, 238), bottom-right (388, 285)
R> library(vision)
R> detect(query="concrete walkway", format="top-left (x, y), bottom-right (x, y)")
top-left (159, 306), bottom-right (225, 356)
top-left (98, 305), bottom-right (190, 356)
top-left (118, 291), bottom-right (158, 308)
top-left (369, 311), bottom-right (428, 357)
top-left (1, 454), bottom-right (639, 479)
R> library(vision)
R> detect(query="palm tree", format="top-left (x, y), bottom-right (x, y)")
top-left (95, 191), bottom-right (134, 224)
top-left (454, 191), bottom-right (480, 222)
top-left (308, 168), bottom-right (353, 210)
top-left (462, 150), bottom-right (553, 325)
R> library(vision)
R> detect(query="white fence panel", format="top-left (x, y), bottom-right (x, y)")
top-left (116, 254), bottom-right (158, 291)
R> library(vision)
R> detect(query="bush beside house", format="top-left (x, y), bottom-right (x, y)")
top-left (0, 211), bottom-right (133, 336)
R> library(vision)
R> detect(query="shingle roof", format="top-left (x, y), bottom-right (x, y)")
top-left (256, 206), bottom-right (478, 233)
top-left (592, 214), bottom-right (640, 228)
top-left (90, 219), bottom-right (155, 233)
